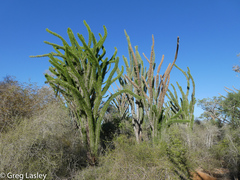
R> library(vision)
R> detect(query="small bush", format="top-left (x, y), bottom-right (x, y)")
top-left (211, 126), bottom-right (240, 179)
top-left (163, 122), bottom-right (220, 171)
top-left (166, 126), bottom-right (192, 179)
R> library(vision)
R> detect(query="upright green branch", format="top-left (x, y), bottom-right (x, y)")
top-left (120, 30), bottom-right (180, 143)
top-left (166, 65), bottom-right (196, 130)
top-left (117, 30), bottom-right (147, 143)
top-left (109, 82), bottom-right (130, 120)
top-left (31, 21), bottom-right (140, 165)
top-left (141, 35), bottom-right (180, 143)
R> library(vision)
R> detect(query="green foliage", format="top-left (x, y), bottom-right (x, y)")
top-left (119, 31), bottom-right (180, 143)
top-left (110, 83), bottom-right (130, 122)
top-left (166, 126), bottom-right (191, 179)
top-left (99, 102), bottom-right (134, 153)
top-left (222, 91), bottom-right (240, 128)
top-left (3, 21), bottom-right (240, 179)
top-left (117, 30), bottom-right (147, 143)
top-left (232, 52), bottom-right (240, 73)
top-left (198, 91), bottom-right (240, 128)
top-left (141, 37), bottom-right (180, 143)
top-left (197, 96), bottom-right (226, 127)
top-left (211, 126), bottom-right (240, 179)
top-left (197, 88), bottom-right (240, 178)
top-left (166, 65), bottom-right (196, 130)
top-left (1, 78), bottom-right (233, 179)
top-left (31, 21), bottom-right (140, 164)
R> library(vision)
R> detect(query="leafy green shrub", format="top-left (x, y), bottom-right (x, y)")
top-left (222, 91), bottom-right (240, 129)
top-left (163, 123), bottom-right (222, 175)
top-left (211, 126), bottom-right (240, 179)
top-left (167, 122), bottom-right (221, 172)
top-left (166, 126), bottom-right (192, 179)
top-left (100, 104), bottom-right (134, 152)
top-left (0, 102), bottom-right (87, 179)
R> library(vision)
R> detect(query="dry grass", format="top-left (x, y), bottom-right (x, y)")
top-left (74, 135), bottom-right (190, 180)
top-left (0, 99), bottom-right (239, 179)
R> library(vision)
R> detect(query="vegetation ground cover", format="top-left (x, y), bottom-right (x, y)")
top-left (0, 21), bottom-right (239, 179)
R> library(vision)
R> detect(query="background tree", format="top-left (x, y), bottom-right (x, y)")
top-left (197, 96), bottom-right (227, 127)
top-left (198, 92), bottom-right (240, 129)
top-left (222, 91), bottom-right (240, 128)
top-left (232, 53), bottom-right (240, 73)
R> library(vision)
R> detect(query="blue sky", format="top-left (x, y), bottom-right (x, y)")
top-left (0, 0), bottom-right (240, 118)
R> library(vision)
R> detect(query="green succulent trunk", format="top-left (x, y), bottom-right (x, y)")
top-left (119, 31), bottom-right (180, 143)
top-left (31, 21), bottom-right (140, 164)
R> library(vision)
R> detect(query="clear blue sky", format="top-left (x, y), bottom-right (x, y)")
top-left (1, 0), bottom-right (240, 118)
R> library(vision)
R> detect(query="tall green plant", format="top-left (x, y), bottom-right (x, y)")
top-left (31, 21), bottom-right (140, 165)
top-left (166, 65), bottom-right (196, 130)
top-left (120, 31), bottom-right (180, 143)
top-left (140, 35), bottom-right (180, 142)
top-left (109, 82), bottom-right (130, 121)
top-left (117, 30), bottom-right (147, 143)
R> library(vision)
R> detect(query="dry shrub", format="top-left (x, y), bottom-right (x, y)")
top-left (166, 122), bottom-right (239, 179)
top-left (169, 122), bottom-right (221, 172)
top-left (74, 135), bottom-right (186, 180)
top-left (0, 76), bottom-right (58, 133)
top-left (0, 102), bottom-right (87, 180)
